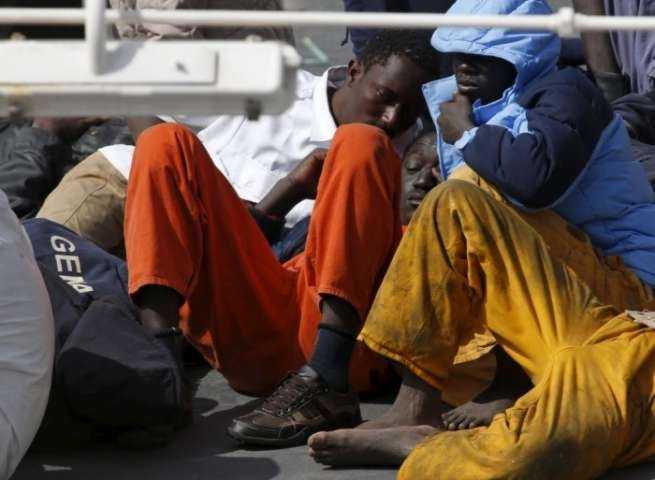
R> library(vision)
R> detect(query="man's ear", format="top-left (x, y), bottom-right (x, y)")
top-left (346, 58), bottom-right (365, 86)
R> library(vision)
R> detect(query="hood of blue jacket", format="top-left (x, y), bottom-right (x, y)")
top-left (433, 0), bottom-right (561, 94)
top-left (424, 0), bottom-right (563, 180)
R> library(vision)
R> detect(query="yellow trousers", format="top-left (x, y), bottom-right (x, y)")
top-left (360, 175), bottom-right (655, 479)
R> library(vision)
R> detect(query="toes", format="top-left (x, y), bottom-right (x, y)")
top-left (310, 451), bottom-right (329, 464)
top-left (442, 410), bottom-right (456, 422)
top-left (310, 450), bottom-right (338, 466)
top-left (456, 417), bottom-right (472, 430)
top-left (311, 452), bottom-right (330, 465)
top-left (308, 431), bottom-right (329, 449)
top-left (446, 413), bottom-right (464, 430)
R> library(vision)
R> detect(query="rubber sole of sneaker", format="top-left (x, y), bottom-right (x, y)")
top-left (226, 413), bottom-right (362, 449)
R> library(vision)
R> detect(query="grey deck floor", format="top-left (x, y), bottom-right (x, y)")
top-left (15, 368), bottom-right (396, 480)
top-left (13, 367), bottom-right (655, 480)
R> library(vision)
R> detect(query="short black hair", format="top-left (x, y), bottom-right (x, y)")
top-left (359, 29), bottom-right (446, 79)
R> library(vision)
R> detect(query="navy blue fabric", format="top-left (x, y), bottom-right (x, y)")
top-left (342, 0), bottom-right (453, 57)
top-left (613, 91), bottom-right (655, 145)
top-left (28, 219), bottom-right (188, 435)
top-left (464, 68), bottom-right (613, 207)
top-left (630, 139), bottom-right (655, 189)
top-left (56, 295), bottom-right (187, 430)
top-left (23, 218), bottom-right (128, 300)
top-left (611, 91), bottom-right (655, 189)
top-left (271, 217), bottom-right (310, 262)
top-left (559, 38), bottom-right (585, 67)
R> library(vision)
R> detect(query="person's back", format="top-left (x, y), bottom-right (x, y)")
top-left (603, 0), bottom-right (655, 95)
top-left (424, 0), bottom-right (655, 286)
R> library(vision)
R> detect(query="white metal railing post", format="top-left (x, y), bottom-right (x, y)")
top-left (3, 8), bottom-right (655, 35)
top-left (2, 5), bottom-right (655, 118)
top-left (554, 7), bottom-right (577, 38)
top-left (85, 0), bottom-right (106, 75)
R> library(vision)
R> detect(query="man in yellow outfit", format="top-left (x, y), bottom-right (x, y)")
top-left (306, 0), bottom-right (655, 478)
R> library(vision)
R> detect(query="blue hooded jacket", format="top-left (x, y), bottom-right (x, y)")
top-left (423, 0), bottom-right (655, 286)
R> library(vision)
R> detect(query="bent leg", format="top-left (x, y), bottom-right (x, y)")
top-left (297, 123), bottom-right (403, 391)
top-left (361, 180), bottom-right (620, 391)
top-left (125, 124), bottom-right (302, 394)
top-left (227, 125), bottom-right (403, 447)
top-left (438, 165), bottom-right (655, 429)
top-left (449, 164), bottom-right (655, 312)
top-left (38, 151), bottom-right (127, 257)
top-left (399, 342), bottom-right (644, 480)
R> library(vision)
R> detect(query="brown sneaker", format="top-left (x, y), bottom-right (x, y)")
top-left (227, 367), bottom-right (361, 447)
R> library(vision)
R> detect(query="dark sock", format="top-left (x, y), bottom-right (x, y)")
top-left (308, 326), bottom-right (356, 392)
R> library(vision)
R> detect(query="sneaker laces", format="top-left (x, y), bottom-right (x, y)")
top-left (260, 373), bottom-right (323, 415)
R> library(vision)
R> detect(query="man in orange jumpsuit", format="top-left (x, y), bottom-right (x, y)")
top-left (123, 30), bottom-right (443, 447)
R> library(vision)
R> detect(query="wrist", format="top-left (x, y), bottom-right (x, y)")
top-left (249, 204), bottom-right (285, 242)
top-left (284, 175), bottom-right (311, 202)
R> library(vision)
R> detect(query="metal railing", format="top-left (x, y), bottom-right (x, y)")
top-left (1, 2), bottom-right (654, 117)
top-left (2, 6), bottom-right (655, 36)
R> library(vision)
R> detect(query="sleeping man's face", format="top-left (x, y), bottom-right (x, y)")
top-left (400, 133), bottom-right (441, 225)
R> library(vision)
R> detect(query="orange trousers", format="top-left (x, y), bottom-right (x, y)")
top-left (125, 123), bottom-right (402, 394)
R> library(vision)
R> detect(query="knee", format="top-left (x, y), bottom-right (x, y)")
top-left (329, 123), bottom-right (399, 174)
top-left (133, 123), bottom-right (198, 174)
top-left (420, 179), bottom-right (490, 212)
top-left (431, 179), bottom-right (486, 202)
top-left (137, 123), bottom-right (194, 149)
top-left (333, 123), bottom-right (389, 144)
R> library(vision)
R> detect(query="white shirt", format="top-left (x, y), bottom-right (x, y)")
top-left (0, 191), bottom-right (54, 480)
top-left (101, 67), bottom-right (417, 227)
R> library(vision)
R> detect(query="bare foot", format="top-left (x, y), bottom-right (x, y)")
top-left (308, 425), bottom-right (438, 467)
top-left (441, 348), bottom-right (530, 430)
top-left (441, 395), bottom-right (514, 430)
top-left (359, 366), bottom-right (445, 430)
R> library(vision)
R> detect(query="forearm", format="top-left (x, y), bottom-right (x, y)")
top-left (255, 176), bottom-right (306, 219)
top-left (573, 0), bottom-right (620, 74)
top-left (570, 1), bottom-right (627, 101)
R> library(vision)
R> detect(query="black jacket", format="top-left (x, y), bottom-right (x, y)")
top-left (0, 120), bottom-right (70, 218)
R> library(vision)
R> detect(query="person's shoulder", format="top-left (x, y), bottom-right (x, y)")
top-left (295, 69), bottom-right (322, 99)
top-left (519, 67), bottom-right (613, 125)
top-left (521, 67), bottom-right (601, 105)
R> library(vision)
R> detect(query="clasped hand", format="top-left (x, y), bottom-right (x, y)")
top-left (437, 93), bottom-right (475, 144)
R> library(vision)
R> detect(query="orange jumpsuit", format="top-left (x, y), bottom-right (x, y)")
top-left (124, 123), bottom-right (402, 395)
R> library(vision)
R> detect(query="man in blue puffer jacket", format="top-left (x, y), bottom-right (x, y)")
top-left (425, 0), bottom-right (655, 287)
